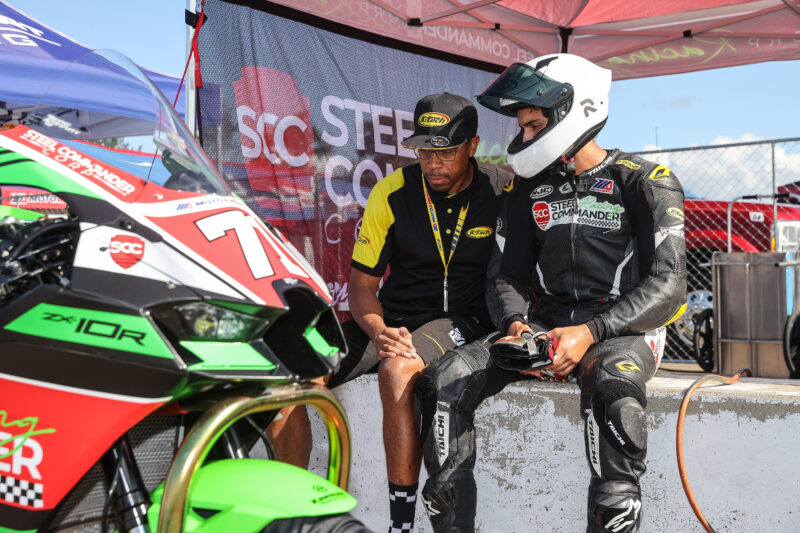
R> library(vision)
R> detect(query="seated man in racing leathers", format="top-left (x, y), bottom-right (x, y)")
top-left (415, 53), bottom-right (687, 533)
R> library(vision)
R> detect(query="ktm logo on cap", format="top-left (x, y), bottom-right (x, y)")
top-left (418, 112), bottom-right (450, 127)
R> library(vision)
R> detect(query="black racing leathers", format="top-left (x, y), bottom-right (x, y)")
top-left (418, 150), bottom-right (686, 532)
top-left (489, 149), bottom-right (686, 340)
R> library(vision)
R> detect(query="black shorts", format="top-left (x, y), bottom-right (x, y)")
top-left (328, 315), bottom-right (490, 389)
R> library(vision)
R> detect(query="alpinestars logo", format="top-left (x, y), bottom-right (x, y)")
top-left (532, 197), bottom-right (625, 231)
top-left (422, 494), bottom-right (441, 516)
top-left (433, 402), bottom-right (450, 466)
top-left (605, 498), bottom-right (641, 532)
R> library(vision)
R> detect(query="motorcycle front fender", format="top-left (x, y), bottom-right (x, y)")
top-left (147, 458), bottom-right (357, 532)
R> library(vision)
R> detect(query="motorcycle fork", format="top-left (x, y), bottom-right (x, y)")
top-left (99, 435), bottom-right (151, 533)
top-left (213, 425), bottom-right (249, 459)
top-left (188, 411), bottom-right (277, 461)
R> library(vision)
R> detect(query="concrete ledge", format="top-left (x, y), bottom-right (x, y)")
top-left (309, 373), bottom-right (800, 532)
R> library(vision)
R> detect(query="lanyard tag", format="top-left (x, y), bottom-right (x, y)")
top-left (443, 276), bottom-right (448, 312)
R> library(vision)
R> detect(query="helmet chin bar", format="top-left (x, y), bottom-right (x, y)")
top-left (507, 118), bottom-right (607, 179)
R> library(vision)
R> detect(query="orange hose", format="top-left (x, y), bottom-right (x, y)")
top-left (676, 368), bottom-right (752, 533)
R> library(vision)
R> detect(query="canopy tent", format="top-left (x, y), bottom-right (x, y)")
top-left (263, 0), bottom-right (800, 80)
top-left (0, 1), bottom-right (185, 137)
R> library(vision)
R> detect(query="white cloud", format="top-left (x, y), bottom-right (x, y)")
top-left (709, 133), bottom-right (763, 145)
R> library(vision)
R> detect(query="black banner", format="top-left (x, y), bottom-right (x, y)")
top-left (196, 0), bottom-right (516, 317)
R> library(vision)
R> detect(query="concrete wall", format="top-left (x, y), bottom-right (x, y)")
top-left (309, 373), bottom-right (800, 532)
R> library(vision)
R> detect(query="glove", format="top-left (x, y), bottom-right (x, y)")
top-left (490, 331), bottom-right (557, 372)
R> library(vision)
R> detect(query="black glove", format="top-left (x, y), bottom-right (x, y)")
top-left (490, 331), bottom-right (557, 372)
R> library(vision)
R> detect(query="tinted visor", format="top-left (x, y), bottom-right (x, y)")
top-left (477, 62), bottom-right (573, 117)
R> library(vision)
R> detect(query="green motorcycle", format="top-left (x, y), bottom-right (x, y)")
top-left (0, 50), bottom-right (370, 532)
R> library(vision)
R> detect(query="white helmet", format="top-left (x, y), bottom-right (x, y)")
top-left (477, 53), bottom-right (612, 178)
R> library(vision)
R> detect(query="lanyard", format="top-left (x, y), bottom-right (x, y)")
top-left (422, 177), bottom-right (469, 312)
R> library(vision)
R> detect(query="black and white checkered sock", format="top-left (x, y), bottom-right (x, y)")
top-left (388, 481), bottom-right (418, 533)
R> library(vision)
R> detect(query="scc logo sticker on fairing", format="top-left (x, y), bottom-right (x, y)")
top-left (109, 235), bottom-right (145, 269)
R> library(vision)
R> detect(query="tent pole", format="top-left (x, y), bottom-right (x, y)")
top-left (185, 0), bottom-right (197, 136)
top-left (559, 27), bottom-right (571, 53)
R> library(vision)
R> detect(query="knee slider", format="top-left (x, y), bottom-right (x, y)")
top-left (605, 397), bottom-right (647, 458)
top-left (592, 374), bottom-right (647, 459)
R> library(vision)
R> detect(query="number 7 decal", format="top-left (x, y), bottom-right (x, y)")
top-left (196, 210), bottom-right (275, 279)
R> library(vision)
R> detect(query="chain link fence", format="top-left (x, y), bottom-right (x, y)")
top-left (635, 137), bottom-right (800, 362)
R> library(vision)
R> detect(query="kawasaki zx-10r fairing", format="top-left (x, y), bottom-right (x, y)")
top-left (0, 50), bottom-right (369, 532)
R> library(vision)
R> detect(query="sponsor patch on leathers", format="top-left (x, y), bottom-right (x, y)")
top-left (532, 196), bottom-right (625, 231)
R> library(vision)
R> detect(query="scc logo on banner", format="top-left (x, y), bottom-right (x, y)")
top-left (233, 67), bottom-right (315, 195)
top-left (109, 235), bottom-right (145, 269)
top-left (231, 66), bottom-right (357, 317)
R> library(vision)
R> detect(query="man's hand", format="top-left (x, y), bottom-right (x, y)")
top-left (349, 268), bottom-right (417, 359)
top-left (373, 326), bottom-right (417, 359)
top-left (542, 324), bottom-right (594, 376)
top-left (507, 320), bottom-right (533, 337)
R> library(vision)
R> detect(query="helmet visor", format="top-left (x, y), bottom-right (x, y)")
top-left (477, 62), bottom-right (573, 117)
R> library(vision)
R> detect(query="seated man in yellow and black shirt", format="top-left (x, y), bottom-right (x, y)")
top-left (328, 93), bottom-right (509, 533)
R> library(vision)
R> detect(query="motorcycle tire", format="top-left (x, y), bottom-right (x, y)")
top-left (692, 309), bottom-right (714, 372)
top-left (782, 311), bottom-right (800, 379)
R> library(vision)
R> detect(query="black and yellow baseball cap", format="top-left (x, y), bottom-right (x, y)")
top-left (401, 93), bottom-right (478, 149)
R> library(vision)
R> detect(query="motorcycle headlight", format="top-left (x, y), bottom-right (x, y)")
top-left (151, 301), bottom-right (269, 342)
top-left (177, 302), bottom-right (263, 341)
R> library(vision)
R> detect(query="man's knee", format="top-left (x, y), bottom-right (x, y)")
top-left (584, 354), bottom-right (649, 460)
top-left (379, 355), bottom-right (426, 383)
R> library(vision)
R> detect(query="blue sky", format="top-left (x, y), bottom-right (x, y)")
top-left (8, 0), bottom-right (799, 152)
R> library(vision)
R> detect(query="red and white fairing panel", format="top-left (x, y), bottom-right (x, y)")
top-left (136, 189), bottom-right (331, 307)
top-left (0, 374), bottom-right (167, 512)
top-left (0, 126), bottom-right (330, 308)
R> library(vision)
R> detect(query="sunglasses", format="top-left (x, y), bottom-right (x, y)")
top-left (413, 141), bottom-right (467, 162)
